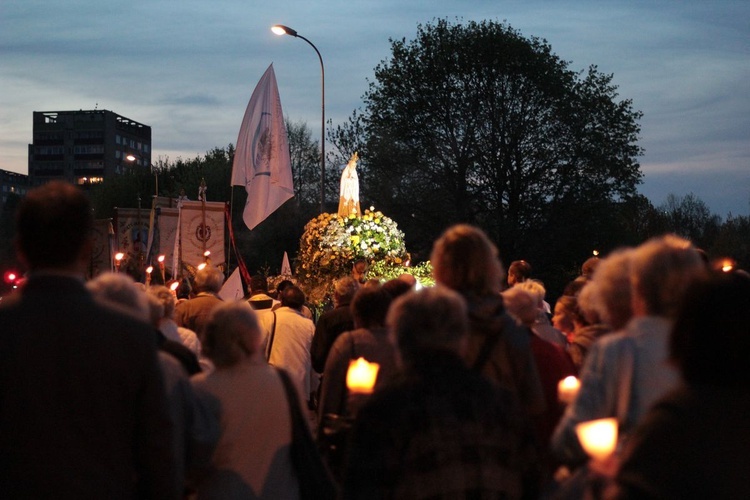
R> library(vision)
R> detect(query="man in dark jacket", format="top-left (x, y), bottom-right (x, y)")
top-left (0, 181), bottom-right (177, 499)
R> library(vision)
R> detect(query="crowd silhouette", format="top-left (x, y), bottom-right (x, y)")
top-left (1, 181), bottom-right (748, 499)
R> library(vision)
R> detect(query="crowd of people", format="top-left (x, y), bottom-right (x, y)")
top-left (1, 180), bottom-right (748, 499)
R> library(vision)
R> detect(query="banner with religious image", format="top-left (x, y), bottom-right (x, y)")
top-left (114, 208), bottom-right (149, 271)
top-left (179, 200), bottom-right (226, 268)
top-left (156, 207), bottom-right (179, 274)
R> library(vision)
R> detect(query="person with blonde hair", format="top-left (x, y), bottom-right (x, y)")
top-left (431, 224), bottom-right (545, 418)
top-left (551, 234), bottom-right (705, 465)
top-left (191, 301), bottom-right (311, 498)
top-left (515, 279), bottom-right (567, 348)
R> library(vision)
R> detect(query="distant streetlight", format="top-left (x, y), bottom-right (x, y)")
top-left (272, 24), bottom-right (326, 214)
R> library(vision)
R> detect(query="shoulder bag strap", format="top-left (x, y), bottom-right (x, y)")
top-left (472, 324), bottom-right (503, 372)
top-left (265, 311), bottom-right (277, 362)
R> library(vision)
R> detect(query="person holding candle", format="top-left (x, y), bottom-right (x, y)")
top-left (551, 235), bottom-right (704, 467)
top-left (317, 285), bottom-right (398, 478)
top-left (611, 270), bottom-right (750, 499)
top-left (343, 286), bottom-right (538, 499)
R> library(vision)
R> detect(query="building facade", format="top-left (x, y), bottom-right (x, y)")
top-left (28, 110), bottom-right (151, 187)
top-left (0, 169), bottom-right (32, 206)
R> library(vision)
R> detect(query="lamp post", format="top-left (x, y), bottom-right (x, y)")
top-left (272, 24), bottom-right (326, 214)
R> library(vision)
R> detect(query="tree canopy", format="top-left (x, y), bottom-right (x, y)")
top-left (332, 18), bottom-right (644, 282)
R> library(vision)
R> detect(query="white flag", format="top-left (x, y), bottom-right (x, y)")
top-left (232, 63), bottom-right (294, 230)
top-left (281, 251), bottom-right (292, 275)
top-left (219, 267), bottom-right (244, 301)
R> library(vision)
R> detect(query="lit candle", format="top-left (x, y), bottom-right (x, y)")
top-left (115, 252), bottom-right (125, 272)
top-left (575, 417), bottom-right (618, 461)
top-left (158, 254), bottom-right (166, 282)
top-left (346, 357), bottom-right (380, 394)
top-left (145, 266), bottom-right (153, 286)
top-left (558, 376), bottom-right (581, 404)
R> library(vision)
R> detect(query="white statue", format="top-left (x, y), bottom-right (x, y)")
top-left (338, 152), bottom-right (361, 217)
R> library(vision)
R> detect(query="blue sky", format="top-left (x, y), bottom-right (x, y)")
top-left (1, 0), bottom-right (748, 216)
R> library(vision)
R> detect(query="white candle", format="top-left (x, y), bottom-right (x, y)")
top-left (575, 417), bottom-right (618, 461)
top-left (558, 376), bottom-right (581, 404)
top-left (346, 357), bottom-right (380, 394)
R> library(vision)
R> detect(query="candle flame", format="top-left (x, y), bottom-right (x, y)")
top-left (346, 357), bottom-right (380, 394)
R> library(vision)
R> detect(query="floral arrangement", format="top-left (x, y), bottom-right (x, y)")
top-left (296, 208), bottom-right (410, 304)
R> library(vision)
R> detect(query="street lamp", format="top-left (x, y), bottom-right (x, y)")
top-left (272, 24), bottom-right (326, 214)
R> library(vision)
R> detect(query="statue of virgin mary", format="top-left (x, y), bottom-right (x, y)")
top-left (338, 152), bottom-right (361, 217)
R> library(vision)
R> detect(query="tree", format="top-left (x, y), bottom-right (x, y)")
top-left (658, 193), bottom-right (722, 250)
top-left (333, 19), bottom-right (643, 276)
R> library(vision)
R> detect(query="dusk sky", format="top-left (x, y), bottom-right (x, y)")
top-left (2, 1), bottom-right (748, 216)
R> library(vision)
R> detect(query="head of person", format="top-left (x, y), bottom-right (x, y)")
top-left (552, 295), bottom-right (582, 335)
top-left (250, 274), bottom-right (269, 295)
top-left (507, 260), bottom-right (532, 287)
top-left (148, 285), bottom-right (176, 320)
top-left (397, 273), bottom-right (417, 289)
top-left (514, 279), bottom-right (546, 311)
top-left (501, 286), bottom-right (538, 327)
top-left (352, 259), bottom-right (369, 284)
top-left (431, 224), bottom-right (505, 296)
top-left (275, 279), bottom-right (294, 298)
top-left (15, 180), bottom-right (94, 272)
top-left (382, 278), bottom-right (413, 300)
top-left (202, 301), bottom-right (261, 368)
top-left (86, 272), bottom-right (150, 323)
top-left (578, 248), bottom-right (635, 330)
top-left (193, 265), bottom-right (224, 294)
top-left (333, 275), bottom-right (359, 306)
top-left (280, 285), bottom-right (306, 311)
top-left (630, 234), bottom-right (705, 318)
top-left (581, 256), bottom-right (601, 279)
top-left (351, 285), bottom-right (393, 329)
top-left (670, 271), bottom-right (750, 387)
top-left (387, 286), bottom-right (468, 366)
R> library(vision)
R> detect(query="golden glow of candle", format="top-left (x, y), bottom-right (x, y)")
top-left (158, 255), bottom-right (165, 264)
top-left (197, 263), bottom-right (207, 271)
top-left (115, 252), bottom-right (124, 262)
top-left (346, 357), bottom-right (380, 394)
top-left (169, 281), bottom-right (179, 292)
top-left (203, 250), bottom-right (211, 257)
top-left (575, 417), bottom-right (618, 461)
top-left (558, 376), bottom-right (581, 404)
top-left (146, 266), bottom-right (153, 274)
top-left (592, 249), bottom-right (599, 256)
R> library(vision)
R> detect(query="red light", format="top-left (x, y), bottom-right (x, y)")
top-left (4, 271), bottom-right (18, 284)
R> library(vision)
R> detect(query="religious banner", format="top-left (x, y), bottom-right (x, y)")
top-left (156, 207), bottom-right (179, 274)
top-left (179, 200), bottom-right (226, 268)
top-left (89, 219), bottom-right (114, 278)
top-left (114, 207), bottom-right (149, 271)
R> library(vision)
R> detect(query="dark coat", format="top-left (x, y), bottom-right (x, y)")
top-left (0, 275), bottom-right (177, 499)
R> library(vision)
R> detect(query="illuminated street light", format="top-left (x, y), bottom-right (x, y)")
top-left (272, 24), bottom-right (326, 214)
